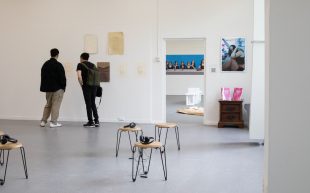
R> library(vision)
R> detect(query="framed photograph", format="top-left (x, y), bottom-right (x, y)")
top-left (166, 54), bottom-right (204, 75)
top-left (221, 37), bottom-right (245, 71)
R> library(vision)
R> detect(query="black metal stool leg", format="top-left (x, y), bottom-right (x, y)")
top-left (132, 147), bottom-right (141, 182)
top-left (0, 150), bottom-right (10, 185)
top-left (134, 131), bottom-right (138, 142)
top-left (0, 150), bottom-right (3, 166)
top-left (145, 148), bottom-right (153, 174)
top-left (140, 149), bottom-right (146, 173)
top-left (160, 146), bottom-right (167, 180)
top-left (158, 128), bottom-right (163, 141)
top-left (164, 128), bottom-right (169, 147)
top-left (20, 147), bottom-right (28, 179)
top-left (128, 131), bottom-right (134, 152)
top-left (139, 148), bottom-right (153, 176)
top-left (175, 126), bottom-right (181, 150)
top-left (154, 126), bottom-right (157, 140)
top-left (115, 130), bottom-right (122, 157)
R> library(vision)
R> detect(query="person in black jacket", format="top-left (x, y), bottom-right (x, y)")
top-left (40, 48), bottom-right (66, 128)
top-left (76, 52), bottom-right (99, 128)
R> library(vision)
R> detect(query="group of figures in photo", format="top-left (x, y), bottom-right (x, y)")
top-left (166, 37), bottom-right (245, 75)
top-left (166, 54), bottom-right (204, 74)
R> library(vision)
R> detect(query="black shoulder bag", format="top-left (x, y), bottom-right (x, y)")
top-left (96, 86), bottom-right (102, 109)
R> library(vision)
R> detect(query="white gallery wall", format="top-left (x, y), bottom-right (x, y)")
top-left (267, 0), bottom-right (310, 192)
top-left (0, 0), bottom-right (253, 124)
top-left (157, 0), bottom-right (254, 123)
top-left (166, 39), bottom-right (205, 95)
top-left (250, 0), bottom-right (265, 139)
top-left (0, 0), bottom-right (156, 123)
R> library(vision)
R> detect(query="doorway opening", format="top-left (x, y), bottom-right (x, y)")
top-left (164, 38), bottom-right (206, 124)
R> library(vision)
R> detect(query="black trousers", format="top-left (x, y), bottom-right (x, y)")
top-left (82, 85), bottom-right (99, 123)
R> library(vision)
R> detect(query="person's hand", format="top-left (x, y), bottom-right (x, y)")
top-left (79, 79), bottom-right (83, 86)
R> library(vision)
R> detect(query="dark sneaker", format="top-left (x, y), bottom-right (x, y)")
top-left (95, 121), bottom-right (100, 127)
top-left (83, 122), bottom-right (95, 128)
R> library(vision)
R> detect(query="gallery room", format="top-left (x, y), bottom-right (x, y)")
top-left (0, 0), bottom-right (309, 193)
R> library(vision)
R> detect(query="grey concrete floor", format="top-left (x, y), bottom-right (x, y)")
top-left (0, 96), bottom-right (264, 193)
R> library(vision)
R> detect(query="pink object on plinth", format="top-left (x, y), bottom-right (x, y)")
top-left (232, 87), bottom-right (243, 101)
top-left (221, 87), bottom-right (231, 101)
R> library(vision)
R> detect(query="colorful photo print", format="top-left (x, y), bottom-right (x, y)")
top-left (166, 55), bottom-right (204, 75)
top-left (221, 38), bottom-right (245, 71)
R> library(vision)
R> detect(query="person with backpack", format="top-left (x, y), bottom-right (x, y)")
top-left (76, 52), bottom-right (100, 127)
top-left (40, 48), bottom-right (66, 128)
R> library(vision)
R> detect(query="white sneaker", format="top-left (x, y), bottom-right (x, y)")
top-left (40, 121), bottom-right (46, 127)
top-left (50, 122), bottom-right (62, 128)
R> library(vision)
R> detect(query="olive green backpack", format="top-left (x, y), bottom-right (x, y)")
top-left (80, 63), bottom-right (100, 86)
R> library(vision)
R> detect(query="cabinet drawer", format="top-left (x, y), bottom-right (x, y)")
top-left (221, 104), bottom-right (240, 112)
top-left (221, 113), bottom-right (240, 122)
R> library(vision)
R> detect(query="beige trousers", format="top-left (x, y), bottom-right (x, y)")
top-left (41, 89), bottom-right (64, 123)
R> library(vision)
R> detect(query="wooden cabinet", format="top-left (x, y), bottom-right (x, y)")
top-left (218, 100), bottom-right (244, 128)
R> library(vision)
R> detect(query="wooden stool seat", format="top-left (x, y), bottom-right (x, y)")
top-left (0, 142), bottom-right (23, 150)
top-left (155, 123), bottom-right (177, 128)
top-left (134, 141), bottom-right (162, 149)
top-left (118, 127), bottom-right (142, 132)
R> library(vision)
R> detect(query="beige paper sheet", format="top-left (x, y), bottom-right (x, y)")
top-left (63, 62), bottom-right (74, 77)
top-left (84, 34), bottom-right (98, 54)
top-left (108, 32), bottom-right (124, 55)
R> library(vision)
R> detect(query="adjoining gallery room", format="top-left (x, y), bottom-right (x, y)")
top-left (1, 0), bottom-right (309, 193)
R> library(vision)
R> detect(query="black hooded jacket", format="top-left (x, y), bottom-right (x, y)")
top-left (40, 58), bottom-right (66, 92)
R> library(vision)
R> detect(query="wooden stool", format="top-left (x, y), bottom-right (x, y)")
top-left (115, 127), bottom-right (143, 157)
top-left (155, 123), bottom-right (180, 150)
top-left (0, 142), bottom-right (28, 185)
top-left (131, 141), bottom-right (167, 182)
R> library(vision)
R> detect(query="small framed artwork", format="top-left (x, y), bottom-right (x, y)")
top-left (221, 37), bottom-right (245, 71)
top-left (97, 62), bottom-right (110, 82)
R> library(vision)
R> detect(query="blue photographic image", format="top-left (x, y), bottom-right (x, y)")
top-left (221, 38), bottom-right (245, 71)
top-left (166, 54), bottom-right (205, 75)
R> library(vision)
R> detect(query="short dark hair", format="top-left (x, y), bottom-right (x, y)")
top-left (80, 52), bottom-right (89, 60)
top-left (50, 48), bottom-right (59, 57)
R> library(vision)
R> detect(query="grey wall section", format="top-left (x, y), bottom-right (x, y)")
top-left (268, 0), bottom-right (310, 192)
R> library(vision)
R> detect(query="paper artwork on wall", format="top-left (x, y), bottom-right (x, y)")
top-left (119, 64), bottom-right (126, 75)
top-left (221, 37), bottom-right (245, 71)
top-left (108, 32), bottom-right (124, 55)
top-left (137, 65), bottom-right (144, 75)
top-left (97, 62), bottom-right (110, 82)
top-left (84, 34), bottom-right (98, 54)
top-left (63, 62), bottom-right (74, 77)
